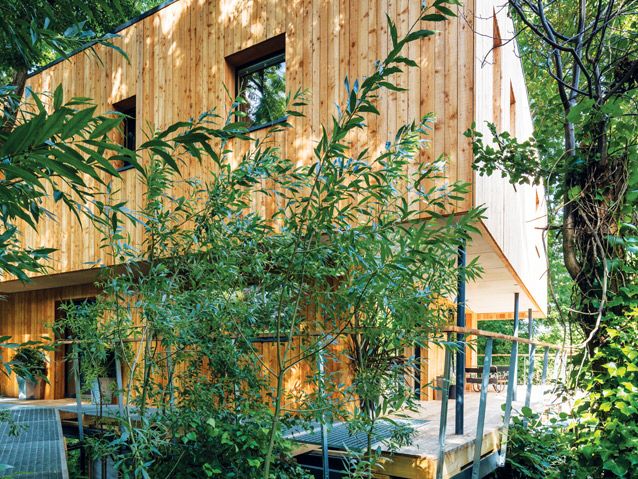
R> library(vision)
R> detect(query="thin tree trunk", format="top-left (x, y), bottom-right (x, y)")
top-left (262, 371), bottom-right (285, 479)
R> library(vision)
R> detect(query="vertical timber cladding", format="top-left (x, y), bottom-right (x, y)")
top-left (18, 0), bottom-right (476, 280)
top-left (0, 282), bottom-right (350, 405)
top-left (0, 284), bottom-right (98, 400)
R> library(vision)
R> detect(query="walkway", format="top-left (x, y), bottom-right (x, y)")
top-left (0, 406), bottom-right (69, 479)
top-left (290, 386), bottom-right (563, 479)
top-left (0, 387), bottom-right (564, 479)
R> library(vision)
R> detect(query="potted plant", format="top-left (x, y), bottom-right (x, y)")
top-left (12, 346), bottom-right (48, 400)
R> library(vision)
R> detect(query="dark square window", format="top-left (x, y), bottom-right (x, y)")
top-left (113, 96), bottom-right (136, 172)
top-left (236, 52), bottom-right (286, 130)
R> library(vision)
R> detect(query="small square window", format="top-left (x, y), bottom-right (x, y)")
top-left (113, 96), bottom-right (136, 172)
top-left (235, 52), bottom-right (286, 131)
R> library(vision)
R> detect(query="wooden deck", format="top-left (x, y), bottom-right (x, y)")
top-left (291, 386), bottom-right (561, 479)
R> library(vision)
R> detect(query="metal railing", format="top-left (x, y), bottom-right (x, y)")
top-left (56, 316), bottom-right (569, 479)
top-left (435, 318), bottom-right (569, 479)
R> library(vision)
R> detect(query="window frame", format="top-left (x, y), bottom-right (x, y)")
top-left (113, 96), bottom-right (137, 172)
top-left (235, 51), bottom-right (287, 132)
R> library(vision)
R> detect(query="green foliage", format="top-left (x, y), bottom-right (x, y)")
top-left (60, 2), bottom-right (480, 478)
top-left (55, 299), bottom-right (119, 388)
top-left (465, 123), bottom-right (541, 186)
top-left (0, 0), bottom-right (157, 75)
top-left (564, 313), bottom-right (638, 478)
top-left (0, 86), bottom-right (137, 280)
top-left (149, 410), bottom-right (309, 479)
top-left (11, 346), bottom-right (47, 381)
top-left (497, 407), bottom-right (570, 479)
top-left (501, 309), bottom-right (638, 478)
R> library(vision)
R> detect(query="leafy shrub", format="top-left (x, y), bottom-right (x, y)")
top-left (151, 410), bottom-right (309, 479)
top-left (563, 317), bottom-right (638, 478)
top-left (502, 310), bottom-right (638, 478)
top-left (12, 346), bottom-right (47, 381)
top-left (497, 407), bottom-right (569, 478)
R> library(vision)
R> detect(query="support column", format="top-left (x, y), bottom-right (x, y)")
top-left (455, 242), bottom-right (466, 435)
top-left (525, 308), bottom-right (535, 411)
top-left (414, 343), bottom-right (421, 400)
top-left (317, 349), bottom-right (329, 479)
top-left (512, 293), bottom-right (520, 402)
top-left (72, 342), bottom-right (85, 473)
top-left (436, 334), bottom-right (453, 479)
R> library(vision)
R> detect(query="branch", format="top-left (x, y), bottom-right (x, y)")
top-left (562, 203), bottom-right (582, 281)
top-left (1, 67), bottom-right (28, 134)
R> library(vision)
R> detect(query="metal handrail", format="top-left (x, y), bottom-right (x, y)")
top-left (435, 301), bottom-right (569, 479)
top-left (441, 325), bottom-right (569, 350)
top-left (35, 317), bottom-right (571, 479)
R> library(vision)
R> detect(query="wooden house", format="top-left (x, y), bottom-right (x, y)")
top-left (0, 0), bottom-right (546, 403)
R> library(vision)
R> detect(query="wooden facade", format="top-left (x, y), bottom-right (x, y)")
top-left (1, 0), bottom-right (547, 401)
top-left (15, 0), bottom-right (476, 279)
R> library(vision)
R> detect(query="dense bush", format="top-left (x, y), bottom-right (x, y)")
top-left (564, 315), bottom-right (638, 477)
top-left (150, 410), bottom-right (309, 479)
top-left (501, 309), bottom-right (638, 478)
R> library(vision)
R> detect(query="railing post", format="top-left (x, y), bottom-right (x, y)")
top-left (165, 345), bottom-right (175, 408)
top-left (317, 348), bottom-right (329, 479)
top-left (511, 293), bottom-right (520, 401)
top-left (72, 342), bottom-right (86, 473)
top-left (552, 349), bottom-right (560, 385)
top-left (414, 343), bottom-right (422, 400)
top-left (471, 338), bottom-right (493, 479)
top-left (499, 293), bottom-right (520, 466)
top-left (524, 309), bottom-right (535, 412)
top-left (541, 347), bottom-right (550, 401)
top-left (115, 354), bottom-right (125, 418)
top-left (436, 335), bottom-right (453, 479)
top-left (72, 343), bottom-right (84, 441)
top-left (456, 242), bottom-right (466, 435)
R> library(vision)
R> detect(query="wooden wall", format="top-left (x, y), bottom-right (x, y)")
top-left (0, 284), bottom-right (98, 399)
top-left (0, 280), bottom-right (476, 401)
top-left (16, 0), bottom-right (475, 281)
top-left (2, 0), bottom-right (549, 398)
top-left (473, 2), bottom-right (548, 313)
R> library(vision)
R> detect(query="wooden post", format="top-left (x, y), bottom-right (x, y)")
top-left (471, 338), bottom-right (493, 479)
